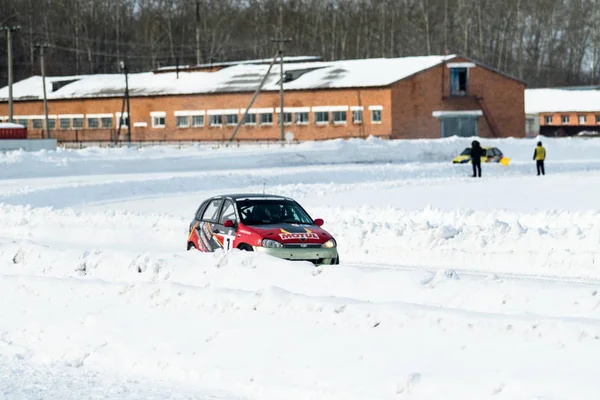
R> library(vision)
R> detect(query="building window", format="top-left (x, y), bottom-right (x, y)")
top-left (244, 113), bottom-right (257, 125)
top-left (87, 118), bottom-right (99, 129)
top-left (47, 119), bottom-right (56, 130)
top-left (32, 119), bottom-right (43, 129)
top-left (117, 115), bottom-right (129, 127)
top-left (544, 116), bottom-right (552, 124)
top-left (450, 67), bottom-right (468, 96)
top-left (17, 119), bottom-right (28, 127)
top-left (277, 112), bottom-right (292, 125)
top-left (579, 115), bottom-right (587, 124)
top-left (73, 118), bottom-right (84, 129)
top-left (314, 111), bottom-right (329, 125)
top-left (352, 110), bottom-right (363, 124)
top-left (295, 112), bottom-right (309, 125)
top-left (152, 116), bottom-right (166, 128)
top-left (209, 115), bottom-right (223, 127)
top-left (176, 116), bottom-right (189, 128)
top-left (226, 114), bottom-right (238, 126)
top-left (59, 118), bottom-right (71, 129)
top-left (332, 111), bottom-right (347, 125)
top-left (596, 115), bottom-right (600, 124)
top-left (371, 109), bottom-right (382, 124)
top-left (561, 115), bottom-right (570, 124)
top-left (192, 115), bottom-right (204, 127)
top-left (259, 113), bottom-right (273, 125)
top-left (101, 118), bottom-right (113, 128)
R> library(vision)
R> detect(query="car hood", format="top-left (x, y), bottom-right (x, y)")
top-left (242, 223), bottom-right (333, 244)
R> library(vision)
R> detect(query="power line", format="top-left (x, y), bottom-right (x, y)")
top-left (25, 27), bottom-right (272, 55)
top-left (45, 42), bottom-right (272, 62)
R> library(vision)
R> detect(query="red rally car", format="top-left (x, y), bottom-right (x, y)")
top-left (187, 194), bottom-right (339, 265)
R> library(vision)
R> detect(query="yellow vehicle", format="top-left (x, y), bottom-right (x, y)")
top-left (452, 146), bottom-right (505, 164)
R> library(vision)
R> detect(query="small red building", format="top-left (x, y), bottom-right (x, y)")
top-left (0, 122), bottom-right (27, 139)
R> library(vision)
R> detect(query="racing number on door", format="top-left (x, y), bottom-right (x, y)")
top-left (222, 234), bottom-right (235, 250)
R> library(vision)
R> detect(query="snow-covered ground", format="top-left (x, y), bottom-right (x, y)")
top-left (2, 136), bottom-right (600, 399)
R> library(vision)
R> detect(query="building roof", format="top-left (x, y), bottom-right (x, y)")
top-left (0, 55), bottom-right (458, 102)
top-left (155, 56), bottom-right (323, 73)
top-left (525, 88), bottom-right (600, 114)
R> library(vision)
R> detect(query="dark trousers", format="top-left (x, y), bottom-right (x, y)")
top-left (536, 160), bottom-right (545, 175)
top-left (472, 160), bottom-right (481, 177)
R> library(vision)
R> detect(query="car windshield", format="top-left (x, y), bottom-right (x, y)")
top-left (236, 199), bottom-right (313, 226)
top-left (460, 148), bottom-right (471, 155)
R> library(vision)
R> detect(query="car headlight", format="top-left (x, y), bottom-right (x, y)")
top-left (322, 239), bottom-right (337, 248)
top-left (262, 239), bottom-right (283, 248)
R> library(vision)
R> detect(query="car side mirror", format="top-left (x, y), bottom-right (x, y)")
top-left (314, 218), bottom-right (324, 227)
top-left (223, 219), bottom-right (235, 228)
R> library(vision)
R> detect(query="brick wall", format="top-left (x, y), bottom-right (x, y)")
top-left (541, 113), bottom-right (600, 127)
top-left (0, 88), bottom-right (392, 142)
top-left (390, 58), bottom-right (525, 139)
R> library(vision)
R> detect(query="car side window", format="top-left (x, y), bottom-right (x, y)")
top-left (195, 201), bottom-right (208, 220)
top-left (219, 200), bottom-right (237, 225)
top-left (487, 149), bottom-right (494, 157)
top-left (201, 199), bottom-right (223, 222)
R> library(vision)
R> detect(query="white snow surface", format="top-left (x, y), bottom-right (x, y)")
top-left (3, 136), bottom-right (600, 399)
top-left (0, 123), bottom-right (25, 129)
top-left (526, 88), bottom-right (600, 113)
top-left (0, 55), bottom-right (454, 101)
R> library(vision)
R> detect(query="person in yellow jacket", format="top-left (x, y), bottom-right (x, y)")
top-left (533, 141), bottom-right (546, 175)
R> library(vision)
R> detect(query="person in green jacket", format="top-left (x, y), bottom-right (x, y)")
top-left (533, 141), bottom-right (546, 176)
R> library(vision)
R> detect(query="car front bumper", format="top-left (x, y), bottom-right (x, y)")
top-left (254, 246), bottom-right (339, 265)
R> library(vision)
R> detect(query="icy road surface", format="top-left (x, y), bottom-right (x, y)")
top-left (2, 136), bottom-right (600, 399)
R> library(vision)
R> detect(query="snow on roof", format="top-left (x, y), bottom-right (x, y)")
top-left (0, 122), bottom-right (25, 128)
top-left (0, 55), bottom-right (456, 101)
top-left (525, 88), bottom-right (600, 114)
top-left (155, 56), bottom-right (323, 72)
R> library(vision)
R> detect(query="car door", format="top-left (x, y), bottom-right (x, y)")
top-left (213, 200), bottom-right (238, 251)
top-left (196, 198), bottom-right (224, 252)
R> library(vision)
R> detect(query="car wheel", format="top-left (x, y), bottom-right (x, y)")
top-left (332, 256), bottom-right (339, 265)
top-left (187, 242), bottom-right (196, 251)
top-left (238, 244), bottom-right (254, 252)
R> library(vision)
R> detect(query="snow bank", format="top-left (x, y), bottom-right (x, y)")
top-left (3, 203), bottom-right (600, 279)
top-left (1, 136), bottom-right (598, 180)
top-left (3, 242), bottom-right (600, 399)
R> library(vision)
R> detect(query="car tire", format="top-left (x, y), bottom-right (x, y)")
top-left (332, 256), bottom-right (339, 265)
top-left (238, 244), bottom-right (254, 252)
top-left (187, 242), bottom-right (196, 251)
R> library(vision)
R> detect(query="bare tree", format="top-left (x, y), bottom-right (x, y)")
top-left (0, 0), bottom-right (598, 88)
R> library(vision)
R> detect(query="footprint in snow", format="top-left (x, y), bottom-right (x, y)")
top-left (396, 372), bottom-right (421, 394)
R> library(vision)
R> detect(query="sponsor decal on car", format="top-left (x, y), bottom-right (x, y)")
top-left (202, 223), bottom-right (212, 237)
top-left (279, 232), bottom-right (320, 241)
top-left (200, 231), bottom-right (211, 251)
top-left (196, 237), bottom-right (208, 252)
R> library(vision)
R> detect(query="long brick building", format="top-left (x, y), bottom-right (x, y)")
top-left (526, 87), bottom-right (600, 137)
top-left (0, 55), bottom-right (525, 142)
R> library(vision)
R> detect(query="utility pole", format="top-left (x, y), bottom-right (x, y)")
top-left (271, 2), bottom-right (292, 145)
top-left (126, 63), bottom-right (131, 142)
top-left (1, 25), bottom-right (21, 122)
top-left (228, 52), bottom-right (279, 143)
top-left (36, 43), bottom-right (50, 139)
top-left (195, 0), bottom-right (201, 65)
top-left (117, 60), bottom-right (131, 143)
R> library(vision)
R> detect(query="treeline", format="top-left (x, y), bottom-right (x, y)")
top-left (1, 0), bottom-right (599, 88)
